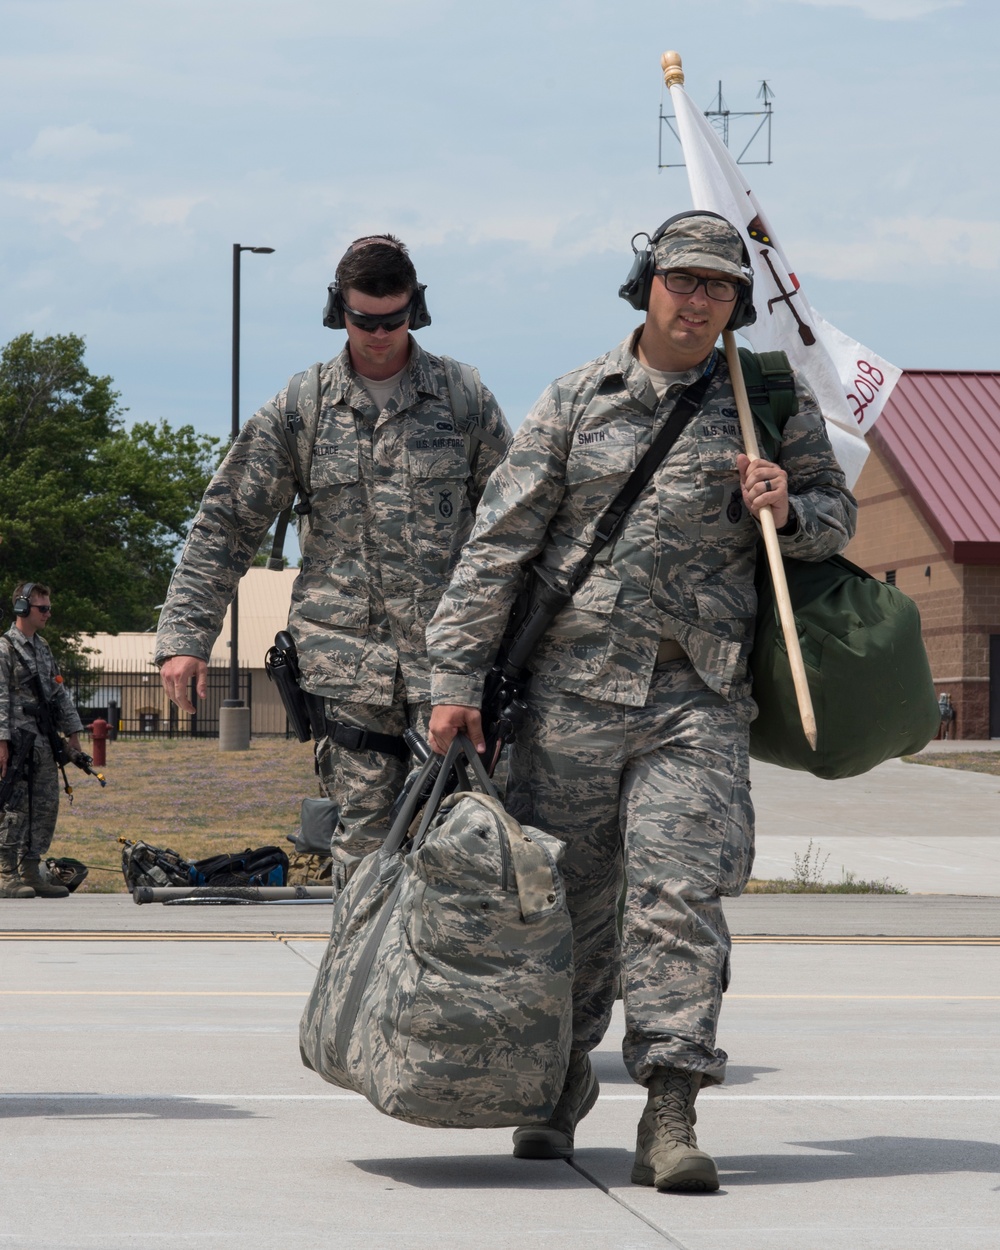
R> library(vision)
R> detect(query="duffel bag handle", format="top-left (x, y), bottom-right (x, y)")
top-left (409, 736), bottom-right (499, 853)
top-left (380, 735), bottom-right (498, 862)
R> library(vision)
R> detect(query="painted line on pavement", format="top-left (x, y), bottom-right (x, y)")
top-left (2, 990), bottom-right (997, 1000)
top-left (0, 990), bottom-right (306, 996)
top-left (2, 931), bottom-right (998, 945)
top-left (1, 1092), bottom-right (997, 1103)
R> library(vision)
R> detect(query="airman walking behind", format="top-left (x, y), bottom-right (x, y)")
top-left (155, 236), bottom-right (511, 885)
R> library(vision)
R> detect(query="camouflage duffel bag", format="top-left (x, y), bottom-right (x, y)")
top-left (299, 735), bottom-right (574, 1129)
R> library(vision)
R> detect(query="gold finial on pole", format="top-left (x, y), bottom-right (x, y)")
top-left (661, 50), bottom-right (684, 88)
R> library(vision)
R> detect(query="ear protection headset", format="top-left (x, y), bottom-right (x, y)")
top-left (618, 209), bottom-right (757, 332)
top-left (323, 282), bottom-right (431, 331)
top-left (323, 236), bottom-right (431, 331)
top-left (13, 583), bottom-right (37, 617)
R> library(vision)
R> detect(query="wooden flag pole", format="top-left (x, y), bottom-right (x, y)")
top-left (660, 50), bottom-right (817, 750)
top-left (722, 330), bottom-right (817, 749)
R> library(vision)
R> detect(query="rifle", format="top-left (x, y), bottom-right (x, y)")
top-left (480, 571), bottom-right (570, 776)
top-left (478, 365), bottom-right (719, 774)
top-left (386, 729), bottom-right (441, 828)
top-left (0, 730), bottom-right (36, 812)
top-left (24, 676), bottom-right (106, 800)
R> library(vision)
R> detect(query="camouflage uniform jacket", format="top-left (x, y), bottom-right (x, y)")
top-left (428, 333), bottom-right (857, 709)
top-left (0, 626), bottom-right (83, 742)
top-left (154, 341), bottom-right (511, 706)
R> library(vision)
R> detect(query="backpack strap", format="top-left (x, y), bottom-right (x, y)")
top-left (268, 363), bottom-right (323, 571)
top-left (439, 355), bottom-right (507, 466)
top-left (736, 347), bottom-right (798, 463)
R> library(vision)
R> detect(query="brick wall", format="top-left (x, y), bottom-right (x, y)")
top-left (844, 445), bottom-right (998, 738)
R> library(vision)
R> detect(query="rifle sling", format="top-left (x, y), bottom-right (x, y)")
top-left (567, 360), bottom-right (717, 594)
top-left (483, 358), bottom-right (718, 751)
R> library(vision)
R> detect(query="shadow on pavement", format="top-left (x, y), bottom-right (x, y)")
top-left (0, 1095), bottom-right (256, 1121)
top-left (718, 1136), bottom-right (1000, 1184)
top-left (354, 1155), bottom-right (594, 1190)
top-left (589, 1051), bottom-right (779, 1088)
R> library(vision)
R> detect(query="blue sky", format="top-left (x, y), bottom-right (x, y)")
top-left (2, 0), bottom-right (996, 449)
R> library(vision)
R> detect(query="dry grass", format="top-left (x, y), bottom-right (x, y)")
top-left (902, 752), bottom-right (1000, 777)
top-left (52, 737), bottom-right (321, 892)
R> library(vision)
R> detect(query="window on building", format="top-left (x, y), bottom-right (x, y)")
top-left (885, 570), bottom-right (897, 585)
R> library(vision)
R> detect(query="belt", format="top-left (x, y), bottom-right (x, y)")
top-left (325, 718), bottom-right (409, 760)
top-left (655, 638), bottom-right (686, 665)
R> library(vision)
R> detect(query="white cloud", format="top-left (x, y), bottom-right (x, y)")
top-left (785, 0), bottom-right (963, 17)
top-left (799, 216), bottom-right (1000, 281)
top-left (136, 195), bottom-right (207, 228)
top-left (26, 123), bottom-right (131, 162)
top-left (3, 181), bottom-right (110, 238)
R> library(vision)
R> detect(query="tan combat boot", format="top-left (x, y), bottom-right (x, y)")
top-left (0, 847), bottom-right (35, 898)
top-left (512, 1050), bottom-right (600, 1160)
top-left (631, 1068), bottom-right (719, 1192)
top-left (19, 857), bottom-right (69, 898)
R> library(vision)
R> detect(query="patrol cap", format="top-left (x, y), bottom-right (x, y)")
top-left (653, 214), bottom-right (749, 283)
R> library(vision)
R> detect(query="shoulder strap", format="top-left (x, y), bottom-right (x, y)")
top-left (736, 348), bottom-right (798, 462)
top-left (569, 363), bottom-right (718, 592)
top-left (440, 355), bottom-right (507, 463)
top-left (268, 363), bottom-right (323, 571)
top-left (495, 362), bottom-right (718, 689)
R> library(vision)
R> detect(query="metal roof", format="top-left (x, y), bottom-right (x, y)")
top-left (870, 370), bottom-right (1000, 564)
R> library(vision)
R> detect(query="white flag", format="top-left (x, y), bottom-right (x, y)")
top-left (669, 79), bottom-right (901, 488)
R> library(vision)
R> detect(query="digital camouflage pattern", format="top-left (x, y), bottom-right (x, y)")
top-left (505, 663), bottom-right (754, 1086)
top-left (0, 627), bottom-right (83, 858)
top-left (426, 334), bottom-right (855, 1086)
top-left (652, 214), bottom-right (750, 283)
top-left (315, 667), bottom-right (430, 882)
top-left (299, 790), bottom-right (574, 1128)
top-left (154, 339), bottom-right (510, 870)
top-left (155, 339), bottom-right (511, 708)
top-left (428, 334), bottom-right (856, 709)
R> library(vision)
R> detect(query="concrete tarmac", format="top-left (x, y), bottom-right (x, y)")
top-left (1, 750), bottom-right (998, 1249)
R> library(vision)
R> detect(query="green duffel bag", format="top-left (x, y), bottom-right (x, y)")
top-left (749, 553), bottom-right (941, 779)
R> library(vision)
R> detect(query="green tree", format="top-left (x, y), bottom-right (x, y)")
top-left (0, 332), bottom-right (221, 670)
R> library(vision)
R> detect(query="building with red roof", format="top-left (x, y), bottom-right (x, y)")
top-left (844, 371), bottom-right (1000, 739)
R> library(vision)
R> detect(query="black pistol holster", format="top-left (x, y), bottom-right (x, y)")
top-left (265, 631), bottom-right (326, 743)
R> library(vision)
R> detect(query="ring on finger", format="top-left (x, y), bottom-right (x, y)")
top-left (764, 479), bottom-right (772, 492)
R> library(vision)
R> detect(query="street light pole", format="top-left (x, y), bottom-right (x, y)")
top-left (220, 242), bottom-right (274, 752)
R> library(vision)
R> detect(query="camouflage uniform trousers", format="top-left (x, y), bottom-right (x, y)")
top-left (504, 658), bottom-right (756, 1088)
top-left (316, 666), bottom-right (430, 887)
top-left (0, 735), bottom-right (61, 862)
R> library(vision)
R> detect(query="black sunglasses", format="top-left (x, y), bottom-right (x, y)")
top-left (343, 299), bottom-right (413, 333)
top-left (31, 604), bottom-right (52, 613)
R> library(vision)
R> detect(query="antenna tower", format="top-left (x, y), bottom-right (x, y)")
top-left (659, 80), bottom-right (774, 169)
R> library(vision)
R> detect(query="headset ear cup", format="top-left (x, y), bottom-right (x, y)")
top-left (726, 285), bottom-right (757, 332)
top-left (323, 285), bottom-right (345, 330)
top-left (618, 249), bottom-right (655, 311)
top-left (13, 583), bottom-right (34, 617)
top-left (409, 284), bottom-right (431, 329)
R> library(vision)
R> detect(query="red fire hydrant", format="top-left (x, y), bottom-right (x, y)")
top-left (90, 718), bottom-right (110, 767)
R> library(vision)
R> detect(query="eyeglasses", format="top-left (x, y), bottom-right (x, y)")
top-left (657, 271), bottom-right (740, 303)
top-left (343, 300), bottom-right (412, 333)
top-left (31, 604), bottom-right (52, 614)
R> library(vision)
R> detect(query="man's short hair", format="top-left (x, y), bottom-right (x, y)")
top-left (335, 234), bottom-right (417, 299)
top-left (13, 581), bottom-right (51, 605)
